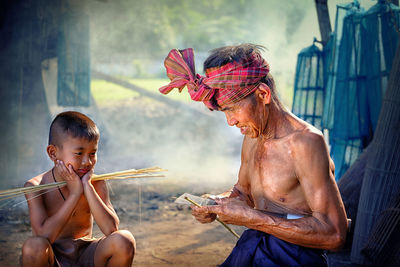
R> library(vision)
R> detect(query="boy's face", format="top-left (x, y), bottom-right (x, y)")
top-left (52, 135), bottom-right (98, 178)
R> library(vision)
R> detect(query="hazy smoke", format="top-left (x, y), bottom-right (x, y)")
top-left (2, 0), bottom-right (376, 192)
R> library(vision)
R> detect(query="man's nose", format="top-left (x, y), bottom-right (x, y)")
top-left (226, 114), bottom-right (238, 126)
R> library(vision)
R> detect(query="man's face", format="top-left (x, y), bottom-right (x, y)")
top-left (54, 135), bottom-right (98, 178)
top-left (220, 94), bottom-right (262, 138)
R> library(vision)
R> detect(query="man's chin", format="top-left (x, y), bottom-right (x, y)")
top-left (240, 127), bottom-right (257, 138)
top-left (248, 133), bottom-right (258, 139)
top-left (243, 131), bottom-right (258, 139)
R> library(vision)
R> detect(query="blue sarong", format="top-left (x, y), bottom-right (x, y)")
top-left (220, 229), bottom-right (327, 267)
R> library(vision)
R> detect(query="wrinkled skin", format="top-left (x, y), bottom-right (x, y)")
top-left (192, 84), bottom-right (348, 251)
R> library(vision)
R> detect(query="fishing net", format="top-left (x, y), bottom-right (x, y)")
top-left (293, 0), bottom-right (400, 180)
top-left (292, 42), bottom-right (324, 130)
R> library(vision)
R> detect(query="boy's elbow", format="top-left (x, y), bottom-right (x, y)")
top-left (112, 220), bottom-right (119, 233)
top-left (105, 219), bottom-right (119, 236)
top-left (32, 229), bottom-right (54, 244)
top-left (104, 228), bottom-right (117, 236)
top-left (115, 216), bottom-right (120, 230)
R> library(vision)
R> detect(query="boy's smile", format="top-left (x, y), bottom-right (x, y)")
top-left (55, 135), bottom-right (98, 178)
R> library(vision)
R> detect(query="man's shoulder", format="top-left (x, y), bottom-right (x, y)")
top-left (289, 127), bottom-right (327, 155)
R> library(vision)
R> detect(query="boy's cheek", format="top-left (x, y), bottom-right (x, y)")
top-left (64, 161), bottom-right (78, 171)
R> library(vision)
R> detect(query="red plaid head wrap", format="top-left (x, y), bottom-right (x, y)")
top-left (159, 48), bottom-right (270, 110)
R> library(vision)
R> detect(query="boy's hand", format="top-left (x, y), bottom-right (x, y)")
top-left (81, 169), bottom-right (94, 187)
top-left (55, 160), bottom-right (83, 197)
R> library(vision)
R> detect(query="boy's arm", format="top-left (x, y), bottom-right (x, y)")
top-left (25, 177), bottom-right (81, 243)
top-left (82, 175), bottom-right (119, 236)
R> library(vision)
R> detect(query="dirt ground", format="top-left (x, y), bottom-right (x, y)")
top-left (0, 180), bottom-right (244, 266)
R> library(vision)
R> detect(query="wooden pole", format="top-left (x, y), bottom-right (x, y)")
top-left (91, 70), bottom-right (211, 118)
top-left (314, 0), bottom-right (332, 45)
top-left (0, 0), bottom-right (52, 188)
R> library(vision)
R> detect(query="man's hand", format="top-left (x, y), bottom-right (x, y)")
top-left (191, 205), bottom-right (217, 223)
top-left (190, 194), bottom-right (221, 223)
top-left (54, 160), bottom-right (83, 197)
top-left (192, 197), bottom-right (252, 225)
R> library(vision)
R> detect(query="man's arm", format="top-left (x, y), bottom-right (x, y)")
top-left (289, 132), bottom-right (348, 249)
top-left (192, 137), bottom-right (253, 223)
top-left (196, 133), bottom-right (348, 250)
top-left (82, 176), bottom-right (119, 236)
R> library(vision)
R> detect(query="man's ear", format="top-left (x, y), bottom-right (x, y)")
top-left (47, 145), bottom-right (58, 162)
top-left (257, 83), bottom-right (271, 105)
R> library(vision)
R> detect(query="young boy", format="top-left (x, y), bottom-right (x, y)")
top-left (21, 111), bottom-right (136, 267)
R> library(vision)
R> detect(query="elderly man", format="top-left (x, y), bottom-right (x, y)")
top-left (159, 44), bottom-right (348, 266)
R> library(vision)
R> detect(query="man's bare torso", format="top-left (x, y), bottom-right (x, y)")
top-left (237, 117), bottom-right (334, 217)
top-left (29, 171), bottom-right (93, 239)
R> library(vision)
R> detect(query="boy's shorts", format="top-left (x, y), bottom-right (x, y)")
top-left (52, 237), bottom-right (104, 267)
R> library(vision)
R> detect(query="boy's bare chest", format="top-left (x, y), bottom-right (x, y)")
top-left (44, 190), bottom-right (91, 222)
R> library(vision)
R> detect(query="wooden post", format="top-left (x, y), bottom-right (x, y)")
top-left (0, 0), bottom-right (52, 188)
top-left (314, 0), bottom-right (332, 45)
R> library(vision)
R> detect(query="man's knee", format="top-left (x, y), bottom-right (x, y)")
top-left (22, 236), bottom-right (52, 261)
top-left (108, 230), bottom-right (136, 256)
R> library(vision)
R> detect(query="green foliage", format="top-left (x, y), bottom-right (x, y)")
top-left (91, 80), bottom-right (139, 104)
top-left (91, 78), bottom-right (192, 105)
top-left (129, 78), bottom-right (193, 102)
top-left (88, 0), bottom-right (315, 108)
top-left (89, 0), bottom-right (257, 59)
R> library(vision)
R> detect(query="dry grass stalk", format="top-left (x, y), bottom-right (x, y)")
top-left (0, 167), bottom-right (166, 200)
top-left (184, 196), bottom-right (240, 239)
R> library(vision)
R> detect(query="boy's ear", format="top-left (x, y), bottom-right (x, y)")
top-left (257, 83), bottom-right (271, 105)
top-left (47, 145), bottom-right (57, 162)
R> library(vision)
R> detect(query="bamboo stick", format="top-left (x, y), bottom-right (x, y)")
top-left (92, 167), bottom-right (165, 180)
top-left (184, 196), bottom-right (240, 239)
top-left (0, 167), bottom-right (166, 200)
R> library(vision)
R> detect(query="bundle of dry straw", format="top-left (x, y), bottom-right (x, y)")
top-left (0, 167), bottom-right (166, 201)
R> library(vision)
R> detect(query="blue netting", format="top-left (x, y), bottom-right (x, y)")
top-left (330, 5), bottom-right (366, 179)
top-left (323, 2), bottom-right (364, 131)
top-left (329, 1), bottom-right (400, 179)
top-left (57, 9), bottom-right (91, 106)
top-left (362, 1), bottom-right (400, 131)
top-left (320, 2), bottom-right (365, 180)
top-left (292, 0), bottom-right (400, 180)
top-left (292, 42), bottom-right (324, 129)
